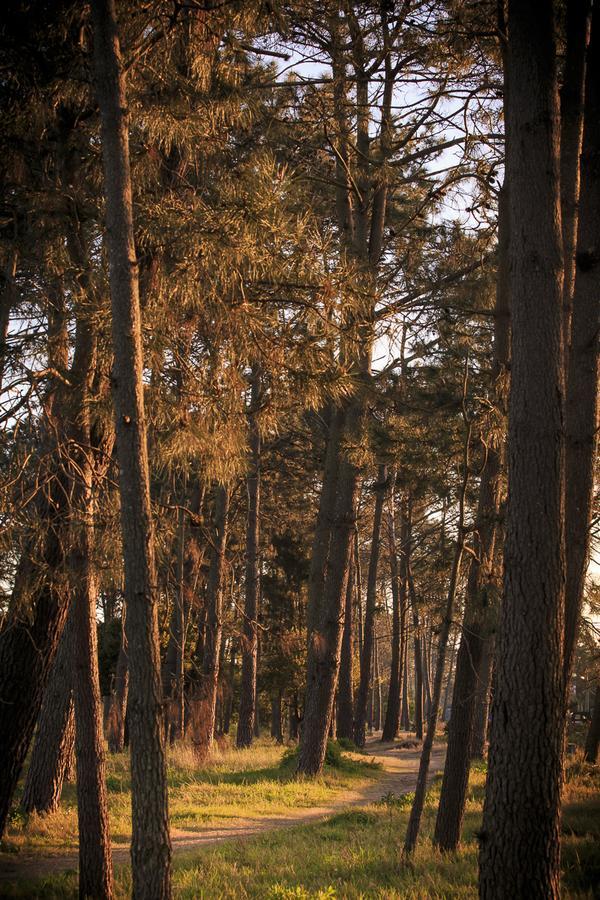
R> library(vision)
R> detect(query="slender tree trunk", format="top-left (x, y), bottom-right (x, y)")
top-left (22, 614), bottom-right (75, 815)
top-left (584, 686), bottom-right (600, 763)
top-left (71, 488), bottom-right (114, 899)
top-left (193, 485), bottom-right (229, 757)
top-left (382, 489), bottom-right (403, 742)
top-left (337, 550), bottom-right (355, 741)
top-left (404, 375), bottom-right (471, 855)
top-left (108, 617), bottom-right (129, 753)
top-left (471, 637), bottom-right (494, 760)
top-left (479, 3), bottom-right (565, 895)
top-left (373, 635), bottom-right (382, 733)
top-left (401, 635), bottom-right (410, 731)
top-left (410, 583), bottom-right (424, 741)
top-left (237, 368), bottom-right (261, 748)
top-left (562, 2), bottom-right (600, 690)
top-left (434, 188), bottom-right (509, 850)
top-left (90, 2), bottom-right (172, 893)
top-left (560, 0), bottom-right (592, 348)
top-left (271, 691), bottom-right (283, 744)
top-left (354, 466), bottom-right (387, 747)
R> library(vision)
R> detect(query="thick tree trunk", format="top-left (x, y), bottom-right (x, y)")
top-left (90, 2), bottom-right (171, 894)
top-left (22, 614), bottom-right (75, 815)
top-left (337, 550), bottom-right (355, 741)
top-left (193, 485), bottom-right (229, 757)
top-left (237, 368), bottom-right (261, 748)
top-left (354, 466), bottom-right (387, 747)
top-left (584, 686), bottom-right (600, 763)
top-left (297, 403), bottom-right (364, 775)
top-left (562, 2), bottom-right (600, 690)
top-left (479, 2), bottom-right (565, 896)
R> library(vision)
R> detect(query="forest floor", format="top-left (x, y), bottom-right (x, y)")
top-left (0, 733), bottom-right (442, 890)
top-left (1, 737), bottom-right (598, 898)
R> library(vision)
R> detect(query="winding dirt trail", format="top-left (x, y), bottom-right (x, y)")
top-left (0, 739), bottom-right (445, 886)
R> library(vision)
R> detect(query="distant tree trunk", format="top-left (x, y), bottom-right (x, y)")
top-left (193, 485), bottom-right (229, 756)
top-left (373, 635), bottom-right (382, 733)
top-left (441, 631), bottom-right (458, 723)
top-left (562, 1), bottom-right (600, 691)
top-left (471, 638), bottom-right (494, 760)
top-left (237, 367), bottom-right (261, 748)
top-left (223, 639), bottom-right (236, 735)
top-left (354, 528), bottom-right (363, 660)
top-left (479, 2), bottom-right (565, 895)
top-left (162, 507), bottom-right (187, 743)
top-left (422, 625), bottom-right (432, 719)
top-left (108, 616), bottom-right (129, 753)
top-left (289, 692), bottom-right (300, 741)
top-left (271, 691), bottom-right (283, 744)
top-left (91, 1), bottom-right (172, 894)
top-left (584, 686), bottom-right (600, 763)
top-left (404, 378), bottom-right (471, 855)
top-left (401, 641), bottom-right (410, 731)
top-left (434, 186), bottom-right (509, 851)
top-left (337, 549), bottom-right (355, 741)
top-left (22, 614), bottom-right (75, 815)
top-left (382, 487), bottom-right (403, 742)
top-left (354, 466), bottom-right (387, 747)
top-left (410, 579), bottom-right (424, 740)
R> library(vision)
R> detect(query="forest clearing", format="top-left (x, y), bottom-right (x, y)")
top-left (0, 0), bottom-right (599, 898)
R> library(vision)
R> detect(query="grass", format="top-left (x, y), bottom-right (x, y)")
top-left (1, 747), bottom-right (598, 898)
top-left (1, 738), bottom-right (380, 854)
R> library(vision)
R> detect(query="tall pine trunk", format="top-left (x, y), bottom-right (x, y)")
top-left (354, 466), bottom-right (387, 747)
top-left (237, 368), bottom-right (261, 748)
top-left (479, 2), bottom-right (565, 895)
top-left (336, 549), bottom-right (355, 741)
top-left (90, 1), bottom-right (171, 893)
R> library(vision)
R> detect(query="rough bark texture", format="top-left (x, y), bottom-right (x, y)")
top-left (479, 2), bottom-right (565, 896)
top-left (237, 369), bottom-right (261, 748)
top-left (90, 1), bottom-right (172, 894)
top-left (562, 2), bottom-right (600, 688)
top-left (21, 614), bottom-right (75, 815)
top-left (354, 466), bottom-right (387, 747)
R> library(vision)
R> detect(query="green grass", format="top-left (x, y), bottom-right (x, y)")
top-left (1, 749), bottom-right (598, 898)
top-left (2, 738), bottom-right (380, 854)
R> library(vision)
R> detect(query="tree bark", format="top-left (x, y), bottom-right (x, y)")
top-left (237, 368), bottom-right (261, 748)
top-left (22, 614), bottom-right (75, 816)
top-left (434, 186), bottom-right (509, 851)
top-left (470, 636), bottom-right (494, 760)
top-left (479, 2), bottom-right (565, 895)
top-left (336, 549), bottom-right (355, 741)
top-left (404, 371), bottom-right (471, 855)
top-left (90, 1), bottom-right (172, 894)
top-left (382, 487), bottom-right (405, 742)
top-left (562, 1), bottom-right (600, 690)
top-left (193, 485), bottom-right (229, 757)
top-left (108, 616), bottom-right (129, 753)
top-left (354, 466), bottom-right (387, 747)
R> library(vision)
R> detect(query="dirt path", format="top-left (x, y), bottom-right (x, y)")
top-left (0, 740), bottom-right (445, 885)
